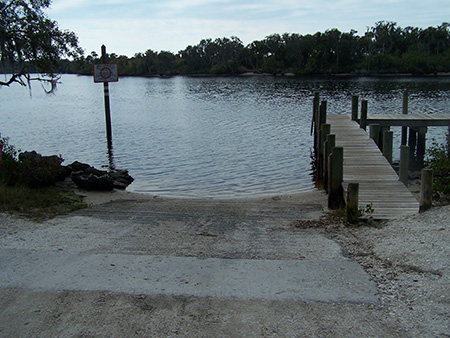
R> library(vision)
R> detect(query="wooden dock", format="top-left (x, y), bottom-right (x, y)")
top-left (327, 114), bottom-right (420, 220)
top-left (366, 113), bottom-right (450, 127)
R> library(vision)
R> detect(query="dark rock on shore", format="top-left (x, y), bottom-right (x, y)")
top-left (16, 152), bottom-right (134, 191)
top-left (18, 151), bottom-right (70, 187)
top-left (69, 161), bottom-right (134, 191)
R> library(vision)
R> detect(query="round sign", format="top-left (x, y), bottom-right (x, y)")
top-left (100, 66), bottom-right (112, 80)
top-left (93, 64), bottom-right (119, 83)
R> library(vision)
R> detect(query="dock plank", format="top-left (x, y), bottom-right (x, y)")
top-left (366, 113), bottom-right (450, 127)
top-left (328, 114), bottom-right (420, 220)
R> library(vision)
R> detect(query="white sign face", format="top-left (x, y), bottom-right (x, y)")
top-left (93, 64), bottom-right (119, 83)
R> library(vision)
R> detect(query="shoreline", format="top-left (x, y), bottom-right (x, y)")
top-left (73, 185), bottom-right (327, 208)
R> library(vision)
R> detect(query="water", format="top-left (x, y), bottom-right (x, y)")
top-left (1, 75), bottom-right (449, 198)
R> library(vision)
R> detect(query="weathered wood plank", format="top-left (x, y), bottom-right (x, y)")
top-left (366, 113), bottom-right (450, 127)
top-left (328, 114), bottom-right (420, 220)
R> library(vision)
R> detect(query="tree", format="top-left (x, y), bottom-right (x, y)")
top-left (0, 0), bottom-right (83, 91)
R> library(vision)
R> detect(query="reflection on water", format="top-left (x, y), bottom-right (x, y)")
top-left (1, 75), bottom-right (449, 198)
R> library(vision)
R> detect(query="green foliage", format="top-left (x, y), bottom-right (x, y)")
top-left (346, 203), bottom-right (375, 224)
top-left (427, 136), bottom-right (450, 195)
top-left (63, 22), bottom-right (450, 77)
top-left (0, 0), bottom-right (83, 91)
top-left (0, 184), bottom-right (86, 221)
top-left (0, 137), bottom-right (66, 188)
top-left (0, 137), bottom-right (21, 186)
top-left (0, 137), bottom-right (86, 220)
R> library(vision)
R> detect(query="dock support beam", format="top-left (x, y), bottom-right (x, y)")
top-left (324, 134), bottom-right (336, 192)
top-left (399, 145), bottom-right (410, 185)
top-left (328, 147), bottom-right (345, 210)
top-left (402, 91), bottom-right (409, 145)
top-left (382, 130), bottom-right (394, 164)
top-left (318, 124), bottom-right (330, 179)
top-left (346, 183), bottom-right (359, 223)
top-left (408, 129), bottom-right (417, 165)
top-left (369, 124), bottom-right (380, 147)
top-left (417, 127), bottom-right (427, 166)
top-left (420, 169), bottom-right (433, 212)
top-left (360, 100), bottom-right (368, 130)
top-left (351, 95), bottom-right (359, 121)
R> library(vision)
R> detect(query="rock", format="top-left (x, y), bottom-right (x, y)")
top-left (68, 161), bottom-right (91, 172)
top-left (110, 170), bottom-right (134, 189)
top-left (18, 151), bottom-right (70, 187)
top-left (69, 161), bottom-right (134, 191)
top-left (71, 172), bottom-right (115, 191)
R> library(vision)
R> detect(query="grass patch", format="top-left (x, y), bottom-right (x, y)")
top-left (0, 183), bottom-right (87, 221)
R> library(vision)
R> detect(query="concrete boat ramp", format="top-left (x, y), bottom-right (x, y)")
top-left (0, 195), bottom-right (377, 303)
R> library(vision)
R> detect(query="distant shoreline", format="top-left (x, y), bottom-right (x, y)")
top-left (69, 71), bottom-right (450, 80)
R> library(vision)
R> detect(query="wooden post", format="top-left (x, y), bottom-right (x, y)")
top-left (382, 130), bottom-right (394, 164)
top-left (369, 124), bottom-right (380, 147)
top-left (379, 126), bottom-right (389, 150)
top-left (328, 147), bottom-right (345, 210)
top-left (101, 45), bottom-right (113, 149)
top-left (320, 100), bottom-right (327, 125)
top-left (324, 134), bottom-right (336, 192)
top-left (408, 128), bottom-right (417, 166)
top-left (315, 101), bottom-right (327, 170)
top-left (417, 127), bottom-right (427, 166)
top-left (346, 182), bottom-right (359, 222)
top-left (401, 91), bottom-right (408, 145)
top-left (420, 168), bottom-right (433, 212)
top-left (399, 145), bottom-right (409, 186)
top-left (360, 100), bottom-right (368, 130)
top-left (311, 92), bottom-right (320, 136)
top-left (318, 124), bottom-right (330, 179)
top-left (447, 125), bottom-right (450, 157)
top-left (351, 95), bottom-right (359, 121)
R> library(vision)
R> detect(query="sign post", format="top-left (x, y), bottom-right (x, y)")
top-left (94, 45), bottom-right (118, 150)
top-left (0, 142), bottom-right (3, 170)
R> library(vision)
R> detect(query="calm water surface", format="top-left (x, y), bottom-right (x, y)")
top-left (1, 75), bottom-right (449, 198)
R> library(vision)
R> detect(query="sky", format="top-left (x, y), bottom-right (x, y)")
top-left (47, 0), bottom-right (450, 57)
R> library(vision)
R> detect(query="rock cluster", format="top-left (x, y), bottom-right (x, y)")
top-left (69, 161), bottom-right (134, 191)
top-left (18, 151), bottom-right (134, 191)
top-left (18, 151), bottom-right (70, 187)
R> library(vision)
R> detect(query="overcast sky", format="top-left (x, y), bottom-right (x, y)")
top-left (47, 0), bottom-right (450, 57)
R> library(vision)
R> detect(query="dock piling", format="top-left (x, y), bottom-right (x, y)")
top-left (399, 145), bottom-right (410, 185)
top-left (360, 100), bottom-right (368, 130)
top-left (324, 134), bottom-right (336, 192)
top-left (402, 91), bottom-right (409, 145)
top-left (420, 168), bottom-right (433, 212)
top-left (369, 124), bottom-right (380, 147)
top-left (382, 130), bottom-right (394, 164)
top-left (328, 146), bottom-right (344, 210)
top-left (417, 127), bottom-right (427, 166)
top-left (346, 183), bottom-right (359, 222)
top-left (351, 95), bottom-right (359, 121)
top-left (319, 123), bottom-right (330, 179)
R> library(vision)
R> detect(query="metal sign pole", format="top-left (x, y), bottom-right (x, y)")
top-left (101, 45), bottom-right (113, 149)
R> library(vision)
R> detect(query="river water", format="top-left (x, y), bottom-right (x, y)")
top-left (1, 74), bottom-right (449, 198)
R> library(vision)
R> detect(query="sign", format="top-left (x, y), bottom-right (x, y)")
top-left (93, 63), bottom-right (119, 83)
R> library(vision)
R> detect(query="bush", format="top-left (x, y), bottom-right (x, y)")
top-left (0, 137), bottom-right (86, 220)
top-left (427, 135), bottom-right (450, 195)
top-left (1, 138), bottom-right (69, 187)
top-left (0, 137), bottom-right (22, 186)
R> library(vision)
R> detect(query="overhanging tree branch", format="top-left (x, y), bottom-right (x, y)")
top-left (0, 0), bottom-right (83, 92)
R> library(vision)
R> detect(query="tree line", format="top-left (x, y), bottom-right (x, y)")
top-left (61, 21), bottom-right (450, 77)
